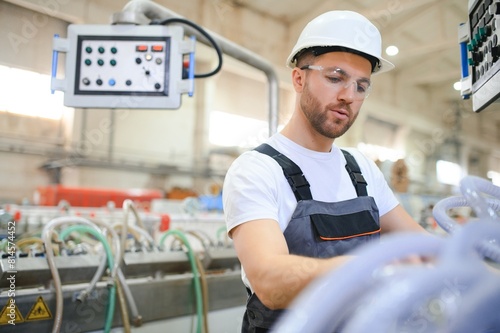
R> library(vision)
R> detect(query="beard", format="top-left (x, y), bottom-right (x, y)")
top-left (300, 82), bottom-right (358, 139)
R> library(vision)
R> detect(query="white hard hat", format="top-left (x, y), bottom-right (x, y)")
top-left (286, 11), bottom-right (395, 74)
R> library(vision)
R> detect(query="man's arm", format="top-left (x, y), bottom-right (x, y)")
top-left (380, 204), bottom-right (427, 234)
top-left (230, 218), bottom-right (352, 310)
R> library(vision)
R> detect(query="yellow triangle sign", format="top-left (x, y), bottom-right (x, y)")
top-left (0, 298), bottom-right (24, 325)
top-left (25, 296), bottom-right (52, 321)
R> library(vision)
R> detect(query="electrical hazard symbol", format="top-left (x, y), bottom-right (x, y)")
top-left (25, 296), bottom-right (52, 321)
top-left (0, 298), bottom-right (24, 325)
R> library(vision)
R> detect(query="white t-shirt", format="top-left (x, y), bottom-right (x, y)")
top-left (223, 133), bottom-right (399, 235)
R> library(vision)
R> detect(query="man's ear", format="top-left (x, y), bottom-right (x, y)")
top-left (291, 68), bottom-right (305, 93)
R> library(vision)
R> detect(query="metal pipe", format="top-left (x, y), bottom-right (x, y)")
top-left (112, 0), bottom-right (279, 136)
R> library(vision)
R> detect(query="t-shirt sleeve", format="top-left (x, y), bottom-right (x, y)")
top-left (222, 151), bottom-right (282, 236)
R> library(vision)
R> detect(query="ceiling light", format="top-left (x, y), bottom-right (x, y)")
top-left (385, 45), bottom-right (399, 56)
top-left (453, 81), bottom-right (461, 91)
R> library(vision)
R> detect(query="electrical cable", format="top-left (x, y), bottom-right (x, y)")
top-left (159, 229), bottom-right (204, 333)
top-left (186, 230), bottom-right (212, 251)
top-left (59, 225), bottom-right (116, 333)
top-left (75, 217), bottom-right (122, 305)
top-left (87, 218), bottom-right (122, 278)
top-left (15, 237), bottom-right (44, 250)
top-left (194, 251), bottom-right (209, 333)
top-left (115, 277), bottom-right (132, 333)
top-left (150, 18), bottom-right (223, 78)
top-left (75, 219), bottom-right (143, 328)
top-left (112, 222), bottom-right (156, 252)
top-left (41, 216), bottom-right (102, 333)
top-left (129, 223), bottom-right (157, 251)
top-left (121, 200), bottom-right (148, 264)
top-left (123, 199), bottom-right (146, 230)
top-left (117, 268), bottom-right (143, 327)
top-left (77, 254), bottom-right (108, 303)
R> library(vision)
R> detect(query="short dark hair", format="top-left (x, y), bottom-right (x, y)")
top-left (295, 46), bottom-right (380, 73)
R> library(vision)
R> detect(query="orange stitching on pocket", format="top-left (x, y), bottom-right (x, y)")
top-left (319, 228), bottom-right (381, 241)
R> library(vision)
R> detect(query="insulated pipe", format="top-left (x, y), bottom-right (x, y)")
top-left (112, 0), bottom-right (280, 136)
top-left (442, 220), bottom-right (500, 263)
top-left (449, 277), bottom-right (500, 333)
top-left (271, 233), bottom-right (445, 333)
top-left (343, 221), bottom-right (500, 333)
top-left (432, 196), bottom-right (468, 234)
top-left (433, 196), bottom-right (500, 261)
top-left (460, 175), bottom-right (500, 220)
top-left (343, 264), bottom-right (483, 333)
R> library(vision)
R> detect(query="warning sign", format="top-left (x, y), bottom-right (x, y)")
top-left (25, 296), bottom-right (52, 321)
top-left (0, 298), bottom-right (24, 325)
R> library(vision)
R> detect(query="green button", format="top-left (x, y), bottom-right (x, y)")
top-left (110, 59), bottom-right (117, 66)
top-left (98, 47), bottom-right (105, 54)
top-left (479, 27), bottom-right (486, 37)
top-left (111, 47), bottom-right (117, 54)
top-left (84, 59), bottom-right (91, 66)
top-left (97, 59), bottom-right (104, 66)
top-left (468, 58), bottom-right (475, 66)
top-left (467, 43), bottom-right (473, 51)
top-left (85, 46), bottom-right (92, 54)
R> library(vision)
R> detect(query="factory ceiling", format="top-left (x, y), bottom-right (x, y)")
top-left (233, 0), bottom-right (500, 116)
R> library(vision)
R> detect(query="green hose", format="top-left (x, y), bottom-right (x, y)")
top-left (59, 225), bottom-right (116, 333)
top-left (159, 230), bottom-right (203, 333)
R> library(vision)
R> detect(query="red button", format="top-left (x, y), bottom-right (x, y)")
top-left (151, 45), bottom-right (164, 52)
top-left (136, 45), bottom-right (148, 52)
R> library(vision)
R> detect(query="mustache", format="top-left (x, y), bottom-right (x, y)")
top-left (325, 102), bottom-right (351, 114)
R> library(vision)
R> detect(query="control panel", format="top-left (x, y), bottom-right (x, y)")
top-left (460, 0), bottom-right (500, 112)
top-left (51, 24), bottom-right (195, 109)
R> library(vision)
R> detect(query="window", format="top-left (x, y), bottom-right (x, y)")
top-left (209, 110), bottom-right (272, 148)
top-left (487, 170), bottom-right (500, 186)
top-left (357, 142), bottom-right (405, 162)
top-left (0, 65), bottom-right (70, 120)
top-left (436, 160), bottom-right (462, 186)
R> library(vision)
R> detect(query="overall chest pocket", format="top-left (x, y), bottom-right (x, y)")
top-left (310, 210), bottom-right (380, 240)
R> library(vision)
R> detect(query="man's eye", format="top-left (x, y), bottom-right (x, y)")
top-left (326, 75), bottom-right (343, 83)
top-left (357, 83), bottom-right (369, 93)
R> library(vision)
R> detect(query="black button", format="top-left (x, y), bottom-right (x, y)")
top-left (126, 80), bottom-right (132, 86)
top-left (154, 83), bottom-right (161, 90)
top-left (96, 79), bottom-right (103, 86)
top-left (136, 58), bottom-right (142, 64)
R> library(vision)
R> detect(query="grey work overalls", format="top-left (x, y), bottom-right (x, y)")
top-left (241, 144), bottom-right (381, 333)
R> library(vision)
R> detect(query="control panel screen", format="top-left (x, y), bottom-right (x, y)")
top-left (75, 36), bottom-right (171, 96)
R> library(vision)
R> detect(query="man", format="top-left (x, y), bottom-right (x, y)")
top-left (222, 10), bottom-right (426, 332)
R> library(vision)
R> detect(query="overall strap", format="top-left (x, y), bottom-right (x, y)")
top-left (341, 149), bottom-right (368, 197)
top-left (254, 143), bottom-right (312, 201)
